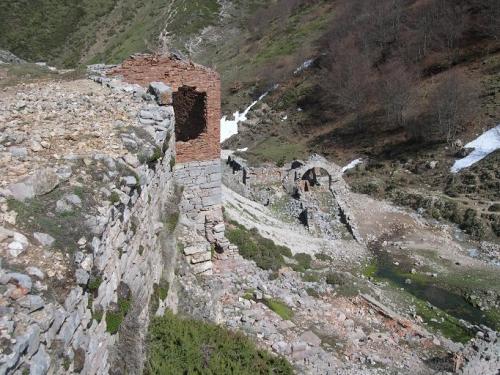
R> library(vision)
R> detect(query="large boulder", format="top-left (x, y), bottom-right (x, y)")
top-left (7, 168), bottom-right (60, 201)
top-left (0, 49), bottom-right (26, 64)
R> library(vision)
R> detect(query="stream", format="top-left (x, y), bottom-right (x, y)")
top-left (370, 250), bottom-right (498, 330)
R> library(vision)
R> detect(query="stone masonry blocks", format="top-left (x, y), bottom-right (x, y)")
top-left (112, 54), bottom-right (221, 164)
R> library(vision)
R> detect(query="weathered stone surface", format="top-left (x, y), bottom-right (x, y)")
top-left (184, 244), bottom-right (208, 256)
top-left (30, 345), bottom-right (50, 375)
top-left (9, 146), bottom-right (28, 158)
top-left (299, 330), bottom-right (321, 346)
top-left (33, 232), bottom-right (55, 247)
top-left (19, 295), bottom-right (45, 312)
top-left (148, 82), bottom-right (173, 106)
top-left (8, 168), bottom-right (60, 201)
top-left (75, 269), bottom-right (89, 285)
top-left (5, 273), bottom-right (32, 290)
top-left (26, 267), bottom-right (45, 280)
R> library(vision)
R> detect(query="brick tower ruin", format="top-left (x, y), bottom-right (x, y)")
top-left (113, 54), bottom-right (229, 272)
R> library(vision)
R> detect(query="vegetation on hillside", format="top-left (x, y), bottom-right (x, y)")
top-left (145, 311), bottom-right (293, 375)
top-left (226, 219), bottom-right (313, 272)
top-left (0, 0), bottom-right (222, 66)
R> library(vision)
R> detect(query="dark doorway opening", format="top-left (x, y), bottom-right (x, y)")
top-left (301, 168), bottom-right (332, 190)
top-left (173, 86), bottom-right (207, 142)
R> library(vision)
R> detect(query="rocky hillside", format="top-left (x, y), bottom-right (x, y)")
top-left (2, 2), bottom-right (499, 238)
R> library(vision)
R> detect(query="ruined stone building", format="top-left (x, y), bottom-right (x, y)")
top-left (113, 54), bottom-right (229, 269)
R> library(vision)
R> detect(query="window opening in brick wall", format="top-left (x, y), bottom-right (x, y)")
top-left (174, 86), bottom-right (207, 142)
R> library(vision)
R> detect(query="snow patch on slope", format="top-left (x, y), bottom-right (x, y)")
top-left (451, 124), bottom-right (500, 173)
top-left (220, 92), bottom-right (269, 143)
top-left (342, 159), bottom-right (363, 173)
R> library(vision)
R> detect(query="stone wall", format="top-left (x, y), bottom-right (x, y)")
top-left (111, 54), bottom-right (221, 164)
top-left (174, 159), bottom-right (229, 274)
top-left (1, 54), bottom-right (227, 374)
top-left (0, 77), bottom-right (180, 374)
top-left (111, 53), bottom-right (228, 273)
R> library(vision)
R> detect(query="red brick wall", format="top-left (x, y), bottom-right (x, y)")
top-left (111, 54), bottom-right (221, 163)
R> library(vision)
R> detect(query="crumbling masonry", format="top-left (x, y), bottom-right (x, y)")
top-left (113, 54), bottom-right (229, 274)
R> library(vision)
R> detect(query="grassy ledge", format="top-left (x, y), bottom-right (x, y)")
top-left (145, 311), bottom-right (293, 375)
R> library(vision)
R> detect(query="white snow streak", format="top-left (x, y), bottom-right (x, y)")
top-left (220, 92), bottom-right (269, 143)
top-left (451, 124), bottom-right (500, 173)
top-left (342, 159), bottom-right (362, 173)
top-left (294, 58), bottom-right (314, 75)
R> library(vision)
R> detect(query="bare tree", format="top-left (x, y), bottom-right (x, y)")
top-left (435, 0), bottom-right (467, 63)
top-left (323, 37), bottom-right (373, 128)
top-left (428, 71), bottom-right (478, 143)
top-left (378, 62), bottom-right (415, 127)
top-left (479, 0), bottom-right (500, 41)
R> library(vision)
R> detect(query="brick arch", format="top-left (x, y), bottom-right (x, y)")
top-left (283, 155), bottom-right (342, 196)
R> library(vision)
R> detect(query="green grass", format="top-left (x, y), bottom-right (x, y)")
top-left (226, 220), bottom-right (293, 270)
top-left (302, 272), bottom-right (320, 283)
top-left (109, 191), bottom-right (121, 204)
top-left (262, 298), bottom-right (294, 320)
top-left (165, 212), bottom-right (179, 233)
top-left (242, 289), bottom-right (255, 300)
top-left (145, 311), bottom-right (293, 375)
top-left (292, 253), bottom-right (312, 273)
top-left (253, 5), bottom-right (330, 63)
top-left (88, 276), bottom-right (102, 294)
top-left (0, 0), bottom-right (221, 67)
top-left (169, 156), bottom-right (176, 171)
top-left (413, 299), bottom-right (473, 343)
top-left (106, 296), bottom-right (132, 334)
top-left (7, 190), bottom-right (88, 254)
top-left (245, 137), bottom-right (306, 166)
top-left (149, 278), bottom-right (170, 314)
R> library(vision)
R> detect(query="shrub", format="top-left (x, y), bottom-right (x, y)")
top-left (292, 253), bottom-right (312, 272)
top-left (316, 253), bottom-right (332, 262)
top-left (88, 276), bottom-right (102, 295)
top-left (460, 209), bottom-right (486, 239)
top-left (489, 203), bottom-right (500, 212)
top-left (105, 311), bottom-right (123, 334)
top-left (306, 287), bottom-right (319, 298)
top-left (302, 272), bottom-right (320, 282)
top-left (226, 222), bottom-right (292, 271)
top-left (105, 296), bottom-right (132, 334)
top-left (92, 308), bottom-right (103, 323)
top-left (325, 272), bottom-right (346, 286)
top-left (109, 191), bottom-right (120, 204)
top-left (150, 279), bottom-right (170, 314)
top-left (165, 212), bottom-right (179, 233)
top-left (145, 311), bottom-right (293, 374)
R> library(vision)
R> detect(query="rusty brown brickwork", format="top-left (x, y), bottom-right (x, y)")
top-left (112, 54), bottom-right (221, 163)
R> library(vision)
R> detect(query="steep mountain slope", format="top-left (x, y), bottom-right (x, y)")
top-left (0, 0), bottom-right (222, 66)
top-left (2, 0), bottom-right (499, 241)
